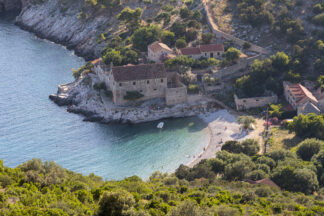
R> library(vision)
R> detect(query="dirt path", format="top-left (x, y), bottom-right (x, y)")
top-left (202, 0), bottom-right (270, 55)
top-left (249, 118), bottom-right (266, 153)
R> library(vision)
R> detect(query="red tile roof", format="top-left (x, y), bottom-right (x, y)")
top-left (255, 178), bottom-right (280, 189)
top-left (179, 47), bottom-right (201, 55)
top-left (112, 63), bottom-right (167, 82)
top-left (286, 83), bottom-right (318, 104)
top-left (179, 44), bottom-right (224, 56)
top-left (91, 58), bottom-right (102, 65)
top-left (244, 178), bottom-right (280, 189)
top-left (199, 44), bottom-right (224, 52)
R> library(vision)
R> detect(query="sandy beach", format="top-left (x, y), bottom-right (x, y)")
top-left (187, 109), bottom-right (254, 167)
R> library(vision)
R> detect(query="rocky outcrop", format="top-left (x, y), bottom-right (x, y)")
top-left (0, 0), bottom-right (21, 13)
top-left (49, 73), bottom-right (222, 124)
top-left (15, 0), bottom-right (112, 59)
top-left (14, 0), bottom-right (168, 60)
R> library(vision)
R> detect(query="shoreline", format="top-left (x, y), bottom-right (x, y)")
top-left (187, 109), bottom-right (249, 167)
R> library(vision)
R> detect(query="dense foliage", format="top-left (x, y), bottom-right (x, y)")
top-left (235, 52), bottom-right (297, 97)
top-left (1, 157), bottom-right (324, 215)
top-left (289, 113), bottom-right (324, 140)
top-left (176, 140), bottom-right (324, 196)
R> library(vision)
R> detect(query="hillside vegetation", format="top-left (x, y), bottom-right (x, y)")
top-left (1, 135), bottom-right (324, 216)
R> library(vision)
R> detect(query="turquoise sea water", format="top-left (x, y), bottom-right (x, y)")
top-left (0, 16), bottom-right (209, 180)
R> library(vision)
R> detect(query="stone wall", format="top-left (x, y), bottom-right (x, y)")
top-left (112, 77), bottom-right (167, 106)
top-left (165, 85), bottom-right (187, 105)
top-left (93, 64), bottom-right (111, 90)
top-left (165, 72), bottom-right (187, 105)
top-left (212, 55), bottom-right (263, 80)
top-left (234, 94), bottom-right (278, 111)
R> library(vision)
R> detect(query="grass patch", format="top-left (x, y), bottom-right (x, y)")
top-left (268, 127), bottom-right (302, 151)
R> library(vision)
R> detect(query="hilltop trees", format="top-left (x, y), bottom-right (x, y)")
top-left (132, 25), bottom-right (162, 51)
top-left (235, 52), bottom-right (294, 97)
top-left (102, 47), bottom-right (138, 66)
top-left (224, 47), bottom-right (241, 65)
top-left (161, 31), bottom-right (176, 47)
top-left (236, 0), bottom-right (274, 27)
top-left (201, 33), bottom-right (214, 44)
top-left (117, 7), bottom-right (142, 32)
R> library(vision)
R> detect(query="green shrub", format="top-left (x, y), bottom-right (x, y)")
top-left (187, 84), bottom-right (199, 94)
top-left (93, 82), bottom-right (107, 91)
top-left (98, 190), bottom-right (135, 216)
top-left (313, 3), bottom-right (324, 14)
top-left (313, 13), bottom-right (324, 25)
top-left (124, 91), bottom-right (144, 101)
top-left (296, 139), bottom-right (324, 161)
top-left (255, 186), bottom-right (273, 197)
top-left (175, 38), bottom-right (187, 49)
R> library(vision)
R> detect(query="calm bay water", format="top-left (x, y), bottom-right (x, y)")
top-left (0, 16), bottom-right (209, 180)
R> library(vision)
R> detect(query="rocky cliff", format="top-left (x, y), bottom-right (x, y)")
top-left (14, 0), bottom-right (170, 60)
top-left (0, 0), bottom-right (21, 13)
top-left (15, 0), bottom-right (114, 59)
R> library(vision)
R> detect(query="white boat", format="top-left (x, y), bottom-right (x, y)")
top-left (157, 122), bottom-right (164, 129)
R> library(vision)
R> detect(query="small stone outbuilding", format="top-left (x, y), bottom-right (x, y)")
top-left (148, 41), bottom-right (174, 63)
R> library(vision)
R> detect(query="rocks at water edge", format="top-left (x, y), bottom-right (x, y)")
top-left (49, 74), bottom-right (222, 124)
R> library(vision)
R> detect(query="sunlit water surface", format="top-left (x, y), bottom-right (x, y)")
top-left (0, 16), bottom-right (209, 179)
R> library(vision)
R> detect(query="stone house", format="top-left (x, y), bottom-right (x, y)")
top-left (313, 87), bottom-right (324, 111)
top-left (234, 93), bottom-right (278, 111)
top-left (108, 64), bottom-right (168, 105)
top-left (92, 59), bottom-right (187, 106)
top-left (178, 44), bottom-right (224, 60)
top-left (148, 41), bottom-right (174, 63)
top-left (283, 81), bottom-right (322, 115)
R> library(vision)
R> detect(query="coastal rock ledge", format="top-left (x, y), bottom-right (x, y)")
top-left (49, 74), bottom-right (221, 124)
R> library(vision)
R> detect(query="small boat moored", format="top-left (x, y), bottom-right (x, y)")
top-left (157, 122), bottom-right (164, 129)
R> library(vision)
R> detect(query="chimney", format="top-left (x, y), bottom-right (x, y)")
top-left (110, 61), bottom-right (113, 72)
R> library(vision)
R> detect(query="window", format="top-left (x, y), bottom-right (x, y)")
top-left (161, 79), bottom-right (163, 83)
top-left (256, 99), bottom-right (259, 102)
top-left (119, 83), bottom-right (122, 87)
top-left (205, 53), bottom-right (207, 56)
top-left (154, 89), bottom-right (157, 91)
top-left (133, 82), bottom-right (136, 85)
top-left (147, 80), bottom-right (150, 84)
top-left (210, 53), bottom-right (214, 58)
top-left (217, 52), bottom-right (220, 56)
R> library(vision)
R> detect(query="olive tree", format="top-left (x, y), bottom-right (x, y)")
top-left (296, 139), bottom-right (323, 161)
top-left (98, 190), bottom-right (135, 216)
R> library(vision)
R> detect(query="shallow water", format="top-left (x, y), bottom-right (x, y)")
top-left (0, 16), bottom-right (209, 180)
